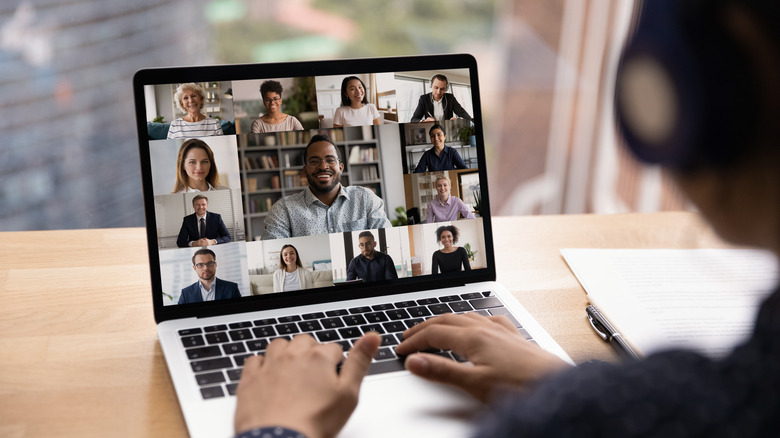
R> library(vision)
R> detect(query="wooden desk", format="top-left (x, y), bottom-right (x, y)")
top-left (0, 212), bottom-right (731, 437)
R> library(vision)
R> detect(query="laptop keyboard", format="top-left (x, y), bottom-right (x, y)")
top-left (178, 291), bottom-right (536, 400)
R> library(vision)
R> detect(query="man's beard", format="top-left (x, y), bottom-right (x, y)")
top-left (306, 169), bottom-right (341, 194)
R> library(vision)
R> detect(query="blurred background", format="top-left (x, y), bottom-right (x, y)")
top-left (0, 0), bottom-right (687, 231)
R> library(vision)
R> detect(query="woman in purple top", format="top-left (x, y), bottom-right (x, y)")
top-left (426, 175), bottom-right (475, 223)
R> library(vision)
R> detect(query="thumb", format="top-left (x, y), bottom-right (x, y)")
top-left (405, 353), bottom-right (479, 389)
top-left (340, 332), bottom-right (381, 387)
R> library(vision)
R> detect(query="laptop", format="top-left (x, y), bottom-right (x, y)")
top-left (133, 54), bottom-right (572, 438)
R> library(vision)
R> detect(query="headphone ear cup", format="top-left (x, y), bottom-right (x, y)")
top-left (616, 0), bottom-right (757, 169)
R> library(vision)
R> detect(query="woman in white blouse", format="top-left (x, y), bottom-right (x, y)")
top-left (167, 83), bottom-right (223, 139)
top-left (272, 244), bottom-right (314, 292)
top-left (332, 76), bottom-right (381, 127)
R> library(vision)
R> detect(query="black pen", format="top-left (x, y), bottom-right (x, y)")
top-left (586, 305), bottom-right (640, 361)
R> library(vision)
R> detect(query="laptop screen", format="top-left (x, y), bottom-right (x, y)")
top-left (134, 55), bottom-right (495, 321)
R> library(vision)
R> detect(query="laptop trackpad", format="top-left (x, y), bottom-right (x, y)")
top-left (340, 371), bottom-right (481, 438)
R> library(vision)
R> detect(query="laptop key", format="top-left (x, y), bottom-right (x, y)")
top-left (361, 324), bottom-right (385, 334)
top-left (386, 309), bottom-right (411, 320)
top-left (342, 314), bottom-right (367, 326)
top-left (488, 307), bottom-right (522, 327)
top-left (429, 304), bottom-right (451, 315)
top-left (371, 303), bottom-right (394, 311)
top-left (460, 293), bottom-right (483, 300)
top-left (298, 320), bottom-right (323, 332)
top-left (374, 347), bottom-right (396, 361)
top-left (315, 330), bottom-right (339, 342)
top-left (233, 354), bottom-right (253, 367)
top-left (253, 318), bottom-right (277, 327)
top-left (228, 329), bottom-right (252, 341)
top-left (229, 321), bottom-right (253, 329)
top-left (383, 321), bottom-right (406, 332)
top-left (439, 295), bottom-right (461, 302)
top-left (226, 383), bottom-right (238, 396)
top-left (179, 328), bottom-right (202, 336)
top-left (470, 297), bottom-right (503, 309)
top-left (339, 327), bottom-right (362, 339)
top-left (205, 332), bottom-right (229, 344)
top-left (404, 318), bottom-right (424, 329)
top-left (381, 334), bottom-right (398, 346)
top-left (195, 371), bottom-right (225, 386)
top-left (406, 306), bottom-right (432, 317)
top-left (186, 345), bottom-right (222, 360)
top-left (204, 324), bottom-right (227, 333)
top-left (364, 312), bottom-right (389, 323)
top-left (325, 309), bottom-right (349, 317)
top-left (223, 342), bottom-right (247, 355)
top-left (482, 291), bottom-right (494, 297)
top-left (181, 335), bottom-right (205, 347)
top-left (349, 306), bottom-right (372, 314)
top-left (417, 298), bottom-right (439, 305)
top-left (449, 301), bottom-right (474, 312)
top-left (226, 369), bottom-right (242, 381)
top-left (334, 340), bottom-right (351, 351)
top-left (275, 323), bottom-right (300, 335)
top-left (302, 312), bottom-right (326, 320)
top-left (394, 300), bottom-right (416, 308)
top-left (252, 326), bottom-right (276, 338)
top-left (518, 328), bottom-right (533, 340)
top-left (246, 339), bottom-right (269, 352)
top-left (191, 357), bottom-right (233, 373)
top-left (278, 315), bottom-right (301, 323)
top-left (320, 317), bottom-right (345, 328)
top-left (200, 386), bottom-right (224, 399)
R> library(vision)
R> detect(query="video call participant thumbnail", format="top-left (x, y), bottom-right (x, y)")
top-left (262, 135), bottom-right (391, 239)
top-left (346, 231), bottom-right (398, 282)
top-left (167, 82), bottom-right (224, 139)
top-left (172, 138), bottom-right (229, 193)
top-left (251, 80), bottom-right (304, 133)
top-left (333, 76), bottom-right (381, 127)
top-left (431, 225), bottom-right (471, 274)
top-left (178, 248), bottom-right (242, 304)
top-left (426, 175), bottom-right (475, 223)
top-left (273, 244), bottom-right (314, 292)
top-left (176, 195), bottom-right (231, 248)
top-left (410, 74), bottom-right (471, 123)
top-left (414, 124), bottom-right (468, 173)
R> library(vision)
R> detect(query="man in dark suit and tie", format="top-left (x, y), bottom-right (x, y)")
top-left (178, 248), bottom-right (242, 304)
top-left (410, 74), bottom-right (472, 122)
top-left (176, 195), bottom-right (231, 248)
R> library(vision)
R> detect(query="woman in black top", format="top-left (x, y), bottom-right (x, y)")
top-left (431, 225), bottom-right (471, 274)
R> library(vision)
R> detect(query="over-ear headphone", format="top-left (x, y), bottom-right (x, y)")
top-left (615, 0), bottom-right (758, 169)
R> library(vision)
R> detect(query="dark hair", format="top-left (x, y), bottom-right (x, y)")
top-left (192, 248), bottom-right (216, 266)
top-left (173, 139), bottom-right (220, 193)
top-left (358, 231), bottom-right (375, 241)
top-left (260, 80), bottom-right (283, 100)
top-left (191, 194), bottom-right (208, 206)
top-left (279, 244), bottom-right (303, 269)
top-left (429, 123), bottom-right (445, 137)
top-left (431, 74), bottom-right (449, 89)
top-left (340, 76), bottom-right (368, 106)
top-left (435, 225), bottom-right (459, 244)
top-left (304, 134), bottom-right (341, 162)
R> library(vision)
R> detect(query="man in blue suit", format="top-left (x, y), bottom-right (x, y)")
top-left (176, 195), bottom-right (231, 248)
top-left (178, 248), bottom-right (242, 304)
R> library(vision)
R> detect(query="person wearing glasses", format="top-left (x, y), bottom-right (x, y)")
top-left (250, 80), bottom-right (304, 133)
top-left (178, 248), bottom-right (242, 304)
top-left (262, 134), bottom-right (391, 239)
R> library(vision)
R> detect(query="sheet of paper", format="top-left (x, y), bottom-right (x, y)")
top-left (562, 249), bottom-right (779, 359)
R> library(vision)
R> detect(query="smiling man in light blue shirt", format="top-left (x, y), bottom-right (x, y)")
top-left (262, 135), bottom-right (391, 240)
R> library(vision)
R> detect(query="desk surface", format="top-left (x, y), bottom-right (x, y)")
top-left (0, 212), bottom-right (732, 437)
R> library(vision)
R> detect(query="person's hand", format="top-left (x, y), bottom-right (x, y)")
top-left (395, 313), bottom-right (571, 402)
top-left (193, 238), bottom-right (211, 247)
top-left (234, 333), bottom-right (381, 438)
top-left (423, 116), bottom-right (435, 122)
